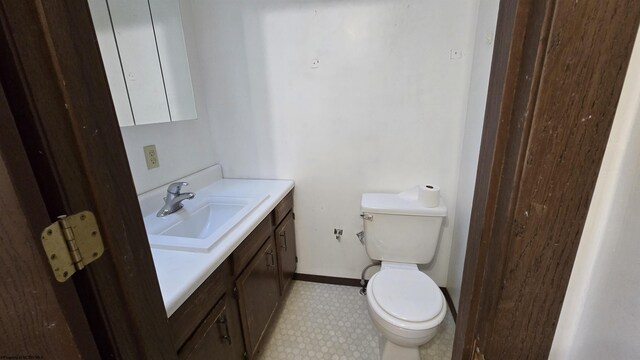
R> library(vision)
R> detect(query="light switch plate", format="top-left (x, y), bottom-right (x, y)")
top-left (143, 145), bottom-right (160, 169)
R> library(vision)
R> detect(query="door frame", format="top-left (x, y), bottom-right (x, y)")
top-left (453, 1), bottom-right (640, 359)
top-left (0, 1), bottom-right (175, 358)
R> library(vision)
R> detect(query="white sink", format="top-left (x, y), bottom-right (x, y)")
top-left (144, 195), bottom-right (269, 252)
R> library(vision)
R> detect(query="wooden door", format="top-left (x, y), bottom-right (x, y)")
top-left (453, 1), bottom-right (640, 359)
top-left (0, 1), bottom-right (176, 358)
top-left (236, 236), bottom-right (280, 359)
top-left (276, 211), bottom-right (297, 293)
top-left (0, 81), bottom-right (100, 359)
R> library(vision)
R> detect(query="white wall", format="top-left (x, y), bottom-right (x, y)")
top-left (120, 0), bottom-right (218, 195)
top-left (550, 29), bottom-right (640, 360)
top-left (188, 0), bottom-right (480, 284)
top-left (447, 0), bottom-right (500, 309)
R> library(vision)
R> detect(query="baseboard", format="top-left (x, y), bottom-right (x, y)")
top-left (293, 273), bottom-right (457, 323)
top-left (440, 287), bottom-right (457, 322)
top-left (292, 273), bottom-right (362, 287)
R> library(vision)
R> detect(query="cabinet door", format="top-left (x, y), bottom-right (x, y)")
top-left (276, 211), bottom-right (297, 293)
top-left (87, 0), bottom-right (135, 127)
top-left (178, 298), bottom-right (236, 360)
top-left (148, 0), bottom-right (197, 122)
top-left (106, 0), bottom-right (171, 125)
top-left (236, 236), bottom-right (280, 359)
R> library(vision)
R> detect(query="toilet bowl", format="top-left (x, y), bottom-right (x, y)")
top-left (366, 262), bottom-right (447, 360)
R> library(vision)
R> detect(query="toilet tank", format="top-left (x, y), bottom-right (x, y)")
top-left (361, 193), bottom-right (447, 264)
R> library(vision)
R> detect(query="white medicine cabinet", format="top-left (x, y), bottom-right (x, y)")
top-left (88, 0), bottom-right (197, 127)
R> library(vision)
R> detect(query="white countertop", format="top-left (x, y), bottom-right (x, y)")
top-left (139, 165), bottom-right (294, 316)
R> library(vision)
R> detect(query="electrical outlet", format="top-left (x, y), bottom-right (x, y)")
top-left (143, 145), bottom-right (160, 169)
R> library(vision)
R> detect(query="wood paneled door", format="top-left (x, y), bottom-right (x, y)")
top-left (453, 1), bottom-right (640, 359)
top-left (0, 79), bottom-right (100, 360)
top-left (0, 1), bottom-right (176, 358)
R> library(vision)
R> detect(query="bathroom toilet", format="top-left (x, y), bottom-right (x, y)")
top-left (361, 192), bottom-right (448, 360)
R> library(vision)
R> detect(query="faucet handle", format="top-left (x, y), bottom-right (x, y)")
top-left (167, 181), bottom-right (188, 194)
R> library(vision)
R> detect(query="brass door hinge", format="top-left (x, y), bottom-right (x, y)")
top-left (472, 337), bottom-right (486, 360)
top-left (474, 347), bottom-right (486, 360)
top-left (41, 211), bottom-right (104, 282)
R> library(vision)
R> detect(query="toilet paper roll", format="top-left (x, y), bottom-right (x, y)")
top-left (418, 184), bottom-right (440, 207)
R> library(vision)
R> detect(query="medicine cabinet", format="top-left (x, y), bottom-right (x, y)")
top-left (88, 0), bottom-right (197, 127)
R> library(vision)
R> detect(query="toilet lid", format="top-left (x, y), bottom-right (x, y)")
top-left (370, 269), bottom-right (443, 323)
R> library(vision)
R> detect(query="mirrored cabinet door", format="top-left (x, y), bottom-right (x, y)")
top-left (88, 0), bottom-right (135, 127)
top-left (88, 0), bottom-right (197, 127)
top-left (149, 0), bottom-right (198, 122)
top-left (108, 0), bottom-right (171, 126)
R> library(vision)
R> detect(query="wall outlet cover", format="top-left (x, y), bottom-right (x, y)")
top-left (143, 144), bottom-right (160, 169)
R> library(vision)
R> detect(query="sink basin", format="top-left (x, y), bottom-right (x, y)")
top-left (145, 195), bottom-right (269, 252)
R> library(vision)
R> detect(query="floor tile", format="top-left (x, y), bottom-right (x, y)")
top-left (258, 280), bottom-right (454, 360)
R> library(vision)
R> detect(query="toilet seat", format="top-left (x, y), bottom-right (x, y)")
top-left (368, 267), bottom-right (445, 331)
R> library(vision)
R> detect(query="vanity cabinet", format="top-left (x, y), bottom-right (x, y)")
top-left (169, 190), bottom-right (296, 360)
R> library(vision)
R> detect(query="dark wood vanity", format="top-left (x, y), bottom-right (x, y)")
top-left (169, 190), bottom-right (297, 359)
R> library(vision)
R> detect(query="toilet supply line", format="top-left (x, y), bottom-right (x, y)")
top-left (359, 261), bottom-right (381, 295)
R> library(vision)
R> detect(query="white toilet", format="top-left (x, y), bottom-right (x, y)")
top-left (361, 192), bottom-right (448, 360)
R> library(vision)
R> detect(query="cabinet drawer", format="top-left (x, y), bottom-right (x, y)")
top-left (170, 264), bottom-right (226, 350)
top-left (233, 216), bottom-right (272, 276)
top-left (272, 190), bottom-right (293, 227)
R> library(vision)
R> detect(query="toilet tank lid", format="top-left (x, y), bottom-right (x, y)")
top-left (361, 193), bottom-right (447, 216)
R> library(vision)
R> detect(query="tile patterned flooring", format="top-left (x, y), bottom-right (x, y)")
top-left (258, 280), bottom-right (455, 360)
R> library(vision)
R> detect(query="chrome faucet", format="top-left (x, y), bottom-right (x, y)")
top-left (157, 182), bottom-right (195, 217)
